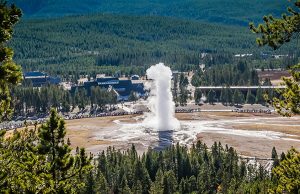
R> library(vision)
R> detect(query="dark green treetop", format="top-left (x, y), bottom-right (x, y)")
top-left (37, 109), bottom-right (92, 193)
top-left (250, 0), bottom-right (300, 116)
top-left (250, 1), bottom-right (300, 50)
top-left (0, 1), bottom-right (22, 121)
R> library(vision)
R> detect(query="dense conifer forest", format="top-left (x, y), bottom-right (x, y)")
top-left (11, 85), bottom-right (117, 115)
top-left (9, 14), bottom-right (297, 77)
top-left (2, 110), bottom-right (298, 193)
top-left (82, 141), bottom-right (274, 194)
top-left (9, 0), bottom-right (288, 26)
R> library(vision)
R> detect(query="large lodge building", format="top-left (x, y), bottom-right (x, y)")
top-left (71, 76), bottom-right (146, 101)
top-left (23, 71), bottom-right (61, 87)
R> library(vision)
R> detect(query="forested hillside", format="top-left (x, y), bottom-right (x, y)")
top-left (9, 0), bottom-right (288, 26)
top-left (10, 14), bottom-right (295, 76)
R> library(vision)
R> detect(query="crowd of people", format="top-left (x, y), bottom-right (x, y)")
top-left (232, 108), bottom-right (272, 114)
top-left (0, 118), bottom-right (46, 131)
top-left (0, 110), bottom-right (145, 131)
top-left (65, 110), bottom-right (144, 120)
top-left (0, 107), bottom-right (273, 131)
top-left (175, 108), bottom-right (201, 113)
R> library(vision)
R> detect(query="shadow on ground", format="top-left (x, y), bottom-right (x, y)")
top-left (154, 130), bottom-right (174, 151)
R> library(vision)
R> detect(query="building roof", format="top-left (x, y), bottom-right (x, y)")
top-left (24, 71), bottom-right (47, 78)
top-left (84, 81), bottom-right (98, 88)
top-left (23, 71), bottom-right (61, 87)
top-left (113, 80), bottom-right (132, 96)
top-left (72, 77), bottom-right (145, 99)
top-left (131, 75), bottom-right (140, 80)
top-left (132, 83), bottom-right (145, 94)
top-left (96, 77), bottom-right (119, 85)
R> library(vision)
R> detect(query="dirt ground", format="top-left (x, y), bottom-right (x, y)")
top-left (180, 112), bottom-right (300, 157)
top-left (258, 70), bottom-right (291, 86)
top-left (196, 132), bottom-right (297, 158)
top-left (65, 116), bottom-right (127, 148)
top-left (8, 109), bottom-right (300, 158)
top-left (62, 112), bottom-right (300, 158)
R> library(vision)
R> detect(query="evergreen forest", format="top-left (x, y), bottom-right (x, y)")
top-left (0, 1), bottom-right (299, 194)
top-left (1, 110), bottom-right (299, 193)
top-left (9, 14), bottom-right (298, 77)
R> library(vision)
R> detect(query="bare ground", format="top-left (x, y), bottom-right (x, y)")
top-left (65, 115), bottom-right (134, 149)
top-left (9, 111), bottom-right (300, 158)
top-left (196, 132), bottom-right (298, 158)
top-left (63, 112), bottom-right (300, 157)
top-left (258, 70), bottom-right (291, 86)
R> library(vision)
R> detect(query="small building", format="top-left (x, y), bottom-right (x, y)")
top-left (96, 77), bottom-right (119, 85)
top-left (23, 71), bottom-right (61, 87)
top-left (131, 75), bottom-right (140, 80)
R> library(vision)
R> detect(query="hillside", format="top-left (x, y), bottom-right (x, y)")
top-left (9, 0), bottom-right (288, 25)
top-left (10, 13), bottom-right (295, 76)
top-left (7, 14), bottom-right (254, 76)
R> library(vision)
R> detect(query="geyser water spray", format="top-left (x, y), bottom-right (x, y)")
top-left (145, 63), bottom-right (180, 131)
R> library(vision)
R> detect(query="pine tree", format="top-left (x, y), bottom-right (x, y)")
top-left (173, 73), bottom-right (179, 103)
top-left (97, 172), bottom-right (109, 194)
top-left (221, 86), bottom-right (232, 105)
top-left (232, 89), bottom-right (240, 106)
top-left (0, 2), bottom-right (22, 121)
top-left (162, 171), bottom-right (177, 194)
top-left (250, 1), bottom-right (300, 49)
top-left (194, 88), bottom-right (202, 105)
top-left (271, 147), bottom-right (279, 168)
top-left (238, 90), bottom-right (245, 105)
top-left (250, 0), bottom-right (300, 116)
top-left (270, 148), bottom-right (300, 193)
top-left (135, 160), bottom-right (152, 194)
top-left (0, 2), bottom-right (23, 192)
top-left (220, 87), bottom-right (226, 104)
top-left (207, 90), bottom-right (216, 105)
top-left (82, 171), bottom-right (96, 194)
top-left (132, 180), bottom-right (143, 194)
top-left (0, 128), bottom-right (40, 193)
top-left (188, 175), bottom-right (197, 192)
top-left (179, 73), bottom-right (189, 88)
top-left (37, 109), bottom-right (92, 193)
top-left (149, 169), bottom-right (164, 194)
top-left (255, 87), bottom-right (264, 104)
top-left (179, 87), bottom-right (188, 106)
top-left (120, 175), bottom-right (132, 194)
top-left (246, 89), bottom-right (255, 104)
top-left (280, 152), bottom-right (286, 161)
top-left (198, 164), bottom-right (211, 192)
top-left (178, 178), bottom-right (190, 194)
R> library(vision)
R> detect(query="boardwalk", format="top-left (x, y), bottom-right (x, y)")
top-left (240, 156), bottom-right (274, 161)
top-left (196, 85), bottom-right (285, 90)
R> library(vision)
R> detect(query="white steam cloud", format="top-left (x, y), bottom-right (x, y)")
top-left (144, 63), bottom-right (180, 131)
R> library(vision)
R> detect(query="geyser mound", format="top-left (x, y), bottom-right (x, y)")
top-left (144, 63), bottom-right (180, 131)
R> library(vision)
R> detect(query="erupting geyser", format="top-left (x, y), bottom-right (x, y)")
top-left (145, 63), bottom-right (180, 131)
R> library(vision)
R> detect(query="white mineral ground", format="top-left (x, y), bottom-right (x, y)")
top-left (62, 112), bottom-right (300, 158)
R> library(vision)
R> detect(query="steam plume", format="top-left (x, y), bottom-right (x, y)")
top-left (145, 63), bottom-right (180, 131)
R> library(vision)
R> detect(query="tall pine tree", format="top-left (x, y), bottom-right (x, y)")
top-left (37, 109), bottom-right (92, 193)
top-left (250, 0), bottom-right (300, 116)
top-left (0, 2), bottom-right (22, 121)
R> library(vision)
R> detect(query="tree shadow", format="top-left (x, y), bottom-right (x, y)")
top-left (154, 130), bottom-right (174, 151)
